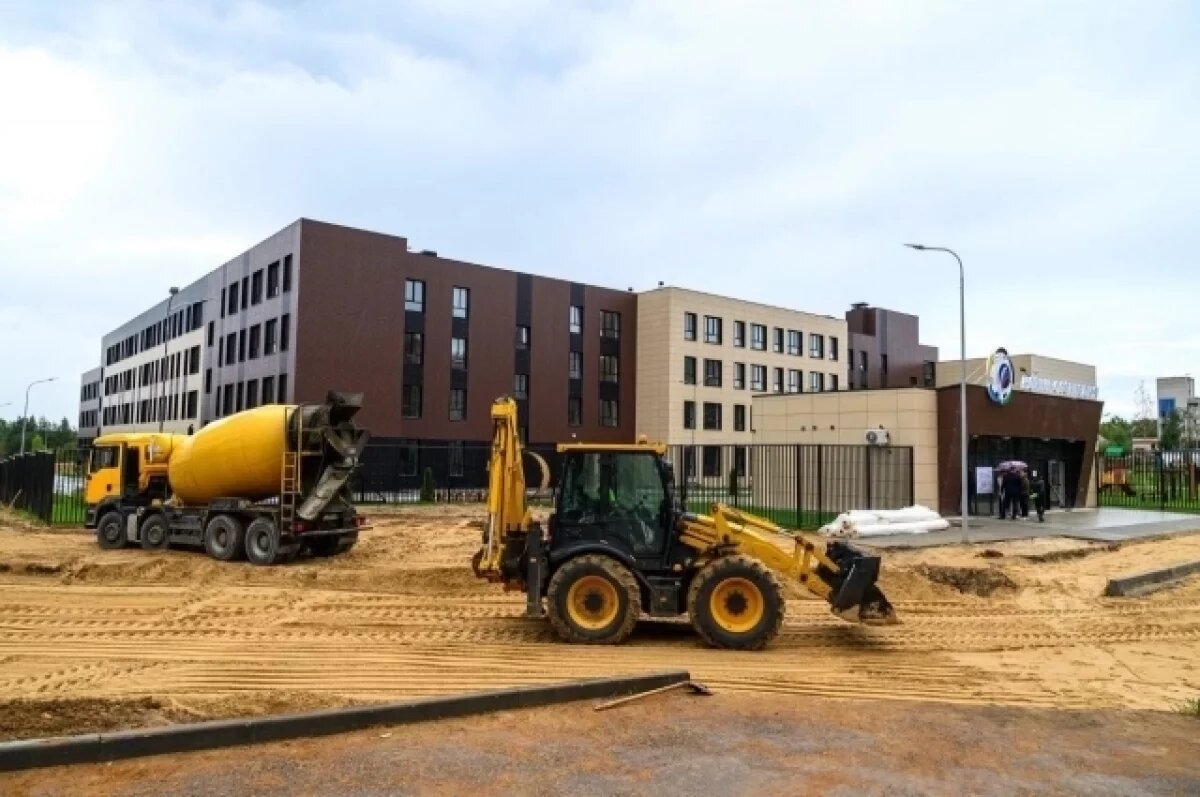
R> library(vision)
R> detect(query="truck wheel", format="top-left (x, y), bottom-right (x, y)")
top-left (140, 515), bottom-right (170, 551)
top-left (204, 515), bottom-right (245, 562)
top-left (687, 555), bottom-right (785, 650)
top-left (96, 511), bottom-right (127, 550)
top-left (545, 555), bottom-right (641, 645)
top-left (245, 518), bottom-right (282, 566)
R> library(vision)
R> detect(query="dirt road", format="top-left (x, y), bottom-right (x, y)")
top-left (1, 505), bottom-right (1198, 739)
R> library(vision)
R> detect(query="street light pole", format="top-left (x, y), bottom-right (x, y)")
top-left (905, 243), bottom-right (969, 541)
top-left (159, 287), bottom-right (180, 432)
top-left (20, 377), bottom-right (58, 455)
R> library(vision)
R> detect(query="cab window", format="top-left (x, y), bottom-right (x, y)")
top-left (559, 451), bottom-right (667, 555)
top-left (89, 446), bottom-right (119, 473)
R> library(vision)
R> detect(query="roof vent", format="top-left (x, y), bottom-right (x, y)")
top-left (851, 302), bottom-right (869, 309)
top-left (419, 249), bottom-right (437, 257)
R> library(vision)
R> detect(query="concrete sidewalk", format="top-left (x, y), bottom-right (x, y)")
top-left (858, 508), bottom-right (1200, 549)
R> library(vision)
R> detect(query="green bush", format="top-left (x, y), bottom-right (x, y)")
top-left (419, 467), bottom-right (436, 503)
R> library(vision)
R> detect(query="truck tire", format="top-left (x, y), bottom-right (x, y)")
top-left (245, 518), bottom-right (283, 566)
top-left (140, 515), bottom-right (170, 551)
top-left (687, 555), bottom-right (785, 650)
top-left (204, 515), bottom-right (245, 562)
top-left (545, 554), bottom-right (641, 645)
top-left (96, 511), bottom-right (127, 550)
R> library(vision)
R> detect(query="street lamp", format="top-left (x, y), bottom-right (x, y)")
top-left (905, 243), bottom-right (969, 541)
top-left (20, 377), bottom-right (58, 455)
top-left (159, 287), bottom-right (181, 432)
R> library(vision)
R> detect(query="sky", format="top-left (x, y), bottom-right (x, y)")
top-left (1, 0), bottom-right (1198, 425)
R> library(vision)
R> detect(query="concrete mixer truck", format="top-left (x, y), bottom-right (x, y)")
top-left (83, 391), bottom-right (369, 565)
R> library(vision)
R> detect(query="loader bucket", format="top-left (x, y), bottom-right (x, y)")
top-left (824, 541), bottom-right (899, 626)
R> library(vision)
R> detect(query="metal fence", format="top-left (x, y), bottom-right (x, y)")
top-left (1096, 450), bottom-right (1200, 513)
top-left (0, 448), bottom-right (89, 525)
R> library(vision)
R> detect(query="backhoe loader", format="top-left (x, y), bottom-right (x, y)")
top-left (471, 397), bottom-right (897, 650)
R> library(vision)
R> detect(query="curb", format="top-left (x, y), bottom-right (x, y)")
top-left (0, 670), bottom-right (689, 773)
top-left (1104, 560), bottom-right (1200, 597)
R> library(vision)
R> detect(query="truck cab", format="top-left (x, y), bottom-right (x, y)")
top-left (84, 434), bottom-right (173, 528)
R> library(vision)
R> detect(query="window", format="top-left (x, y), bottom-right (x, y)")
top-left (810, 334), bottom-right (825, 359)
top-left (600, 355), bottom-right (619, 383)
top-left (733, 362), bottom-right (745, 390)
top-left (600, 399), bottom-right (618, 427)
top-left (704, 316), bottom-right (722, 344)
top-left (734, 404), bottom-right (746, 432)
top-left (788, 330), bottom-right (801, 356)
top-left (278, 373), bottom-right (288, 402)
top-left (189, 345), bottom-right (200, 375)
top-left (282, 254), bottom-right (293, 292)
top-left (236, 381), bottom-right (244, 412)
top-left (246, 379), bottom-right (259, 409)
top-left (683, 356), bottom-right (697, 385)
top-left (452, 286), bottom-right (469, 318)
top-left (810, 371), bottom-right (825, 392)
top-left (788, 369), bottom-right (801, 393)
top-left (515, 325), bottom-right (530, 349)
top-left (404, 331), bottom-right (423, 365)
top-left (223, 384), bottom-right (234, 417)
top-left (227, 282), bottom-right (239, 315)
top-left (923, 361), bottom-right (936, 387)
top-left (238, 330), bottom-right (246, 362)
top-left (750, 324), bottom-right (766, 351)
top-left (702, 446), bottom-right (722, 478)
top-left (568, 397), bottom-right (582, 427)
top-left (772, 327), bottom-right (784, 353)
top-left (220, 288), bottom-right (226, 319)
top-left (265, 318), bottom-right (278, 355)
top-left (251, 270), bottom-right (263, 305)
top-left (451, 337), bottom-right (468, 370)
top-left (405, 279), bottom-right (425, 312)
top-left (449, 388), bottom-right (466, 421)
top-left (225, 332), bottom-right (235, 364)
top-left (402, 384), bottom-right (422, 418)
top-left (702, 402), bottom-right (722, 431)
top-left (569, 305), bottom-right (583, 334)
top-left (683, 400), bottom-right (696, 430)
top-left (750, 365), bottom-right (766, 392)
top-left (262, 375), bottom-right (275, 404)
top-left (207, 322), bottom-right (214, 348)
top-left (280, 314), bottom-right (291, 352)
top-left (683, 312), bottom-right (697, 341)
top-left (568, 351), bottom-right (583, 380)
top-left (830, 374), bottom-right (840, 391)
top-left (186, 391), bottom-right (198, 419)
top-left (249, 324), bottom-right (261, 359)
top-left (773, 367), bottom-right (784, 393)
top-left (733, 321), bottom-right (745, 348)
top-left (601, 311), bottom-right (620, 339)
top-left (204, 369), bottom-right (212, 395)
top-left (703, 358), bottom-right (722, 387)
top-left (829, 337), bottom-right (839, 362)
top-left (448, 442), bottom-right (464, 477)
top-left (514, 373), bottom-right (529, 399)
top-left (881, 353), bottom-right (888, 375)
top-left (241, 277), bottom-right (248, 310)
top-left (267, 261), bottom-right (280, 298)
top-left (397, 440), bottom-right (417, 477)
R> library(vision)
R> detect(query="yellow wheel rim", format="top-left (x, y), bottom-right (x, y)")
top-left (710, 577), bottom-right (765, 633)
top-left (566, 575), bottom-right (621, 630)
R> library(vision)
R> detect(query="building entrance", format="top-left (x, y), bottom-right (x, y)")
top-left (966, 435), bottom-right (1084, 516)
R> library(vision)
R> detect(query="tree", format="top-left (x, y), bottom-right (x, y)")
top-left (1099, 415), bottom-right (1132, 453)
top-left (1134, 380), bottom-right (1154, 422)
top-left (1130, 418), bottom-right (1158, 438)
top-left (1160, 410), bottom-right (1183, 451)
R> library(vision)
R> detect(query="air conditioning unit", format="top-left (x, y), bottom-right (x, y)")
top-left (865, 428), bottom-right (891, 446)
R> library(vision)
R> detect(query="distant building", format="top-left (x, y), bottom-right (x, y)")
top-left (1156, 376), bottom-right (1198, 443)
top-left (844, 303), bottom-right (939, 390)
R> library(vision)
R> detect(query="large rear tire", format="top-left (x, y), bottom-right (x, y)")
top-left (140, 514), bottom-right (170, 551)
top-left (546, 555), bottom-right (641, 645)
top-left (245, 518), bottom-right (283, 566)
top-left (204, 515), bottom-right (245, 562)
top-left (687, 555), bottom-right (785, 650)
top-left (96, 511), bottom-right (127, 550)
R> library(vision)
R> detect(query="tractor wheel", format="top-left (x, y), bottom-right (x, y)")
top-left (687, 555), bottom-right (785, 650)
top-left (204, 515), bottom-right (245, 562)
top-left (546, 555), bottom-right (641, 645)
top-left (140, 515), bottom-right (170, 551)
top-left (96, 511), bottom-right (127, 550)
top-left (244, 518), bottom-right (283, 566)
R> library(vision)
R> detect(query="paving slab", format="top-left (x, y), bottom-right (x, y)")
top-left (857, 508), bottom-right (1200, 549)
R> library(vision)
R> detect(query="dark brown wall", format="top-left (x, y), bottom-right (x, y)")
top-left (845, 306), bottom-right (938, 390)
top-left (936, 385), bottom-right (1103, 515)
top-left (295, 219), bottom-right (637, 443)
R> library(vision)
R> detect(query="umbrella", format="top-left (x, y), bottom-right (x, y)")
top-left (997, 460), bottom-right (1028, 472)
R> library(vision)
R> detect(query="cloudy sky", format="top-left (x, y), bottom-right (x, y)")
top-left (2, 0), bottom-right (1197, 425)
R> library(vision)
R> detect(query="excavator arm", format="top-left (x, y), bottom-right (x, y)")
top-left (472, 398), bottom-right (532, 584)
top-left (678, 504), bottom-right (897, 625)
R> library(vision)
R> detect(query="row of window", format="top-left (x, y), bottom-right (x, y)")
top-left (400, 384), bottom-right (619, 428)
top-left (104, 347), bottom-right (202, 396)
top-left (213, 374), bottom-right (289, 417)
top-left (79, 409), bottom-right (98, 428)
top-left (682, 313), bottom-right (838, 360)
top-left (102, 390), bottom-right (199, 426)
top-left (80, 382), bottom-right (100, 402)
top-left (105, 301), bottom-right (205, 366)
top-left (682, 401), bottom-right (751, 432)
top-left (223, 255), bottom-right (292, 317)
top-left (683, 357), bottom-right (838, 393)
top-left (213, 314), bottom-right (291, 365)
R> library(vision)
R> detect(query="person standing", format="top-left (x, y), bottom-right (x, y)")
top-left (1001, 468), bottom-right (1022, 520)
top-left (1019, 468), bottom-right (1031, 519)
top-left (1030, 470), bottom-right (1048, 522)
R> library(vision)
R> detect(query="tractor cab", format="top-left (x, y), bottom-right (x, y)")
top-left (84, 434), bottom-right (176, 527)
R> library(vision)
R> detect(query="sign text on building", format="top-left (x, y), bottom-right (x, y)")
top-left (1019, 374), bottom-right (1099, 400)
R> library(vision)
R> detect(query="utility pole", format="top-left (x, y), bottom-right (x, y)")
top-left (20, 377), bottom-right (58, 455)
top-left (159, 287), bottom-right (180, 432)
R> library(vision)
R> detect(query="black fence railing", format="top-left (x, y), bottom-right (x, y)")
top-left (1097, 450), bottom-right (1200, 513)
top-left (351, 443), bottom-right (563, 505)
top-left (0, 447), bottom-right (90, 526)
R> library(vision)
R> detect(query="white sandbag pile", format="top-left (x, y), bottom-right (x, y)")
top-left (820, 505), bottom-right (949, 538)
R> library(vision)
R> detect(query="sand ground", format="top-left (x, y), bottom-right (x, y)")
top-left (0, 504), bottom-right (1198, 742)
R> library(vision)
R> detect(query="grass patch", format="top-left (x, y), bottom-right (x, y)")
top-left (1177, 697), bottom-right (1200, 718)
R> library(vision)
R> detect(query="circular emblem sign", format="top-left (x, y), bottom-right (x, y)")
top-left (986, 348), bottom-right (1014, 405)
